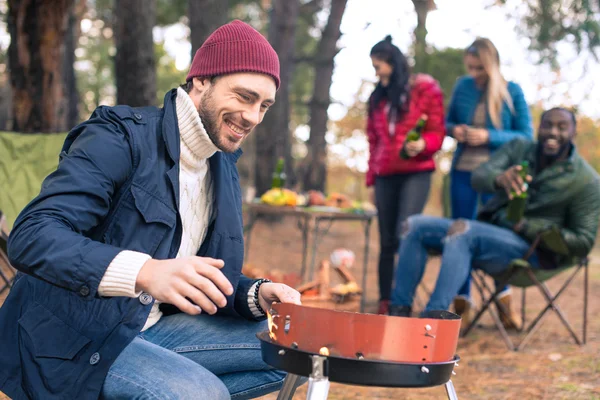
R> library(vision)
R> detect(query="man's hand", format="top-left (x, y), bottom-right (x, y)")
top-left (466, 127), bottom-right (489, 146)
top-left (453, 124), bottom-right (468, 142)
top-left (495, 165), bottom-right (532, 199)
top-left (404, 138), bottom-right (426, 157)
top-left (257, 282), bottom-right (301, 312)
top-left (136, 256), bottom-right (234, 315)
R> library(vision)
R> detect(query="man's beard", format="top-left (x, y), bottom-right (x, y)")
top-left (197, 87), bottom-right (237, 153)
top-left (537, 139), bottom-right (571, 164)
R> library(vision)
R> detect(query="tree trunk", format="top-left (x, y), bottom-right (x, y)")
top-left (62, 0), bottom-right (85, 128)
top-left (0, 54), bottom-right (11, 130)
top-left (114, 0), bottom-right (157, 107)
top-left (253, 0), bottom-right (300, 196)
top-left (7, 0), bottom-right (74, 133)
top-left (188, 0), bottom-right (230, 56)
top-left (300, 0), bottom-right (347, 192)
top-left (0, 84), bottom-right (11, 131)
top-left (411, 0), bottom-right (434, 73)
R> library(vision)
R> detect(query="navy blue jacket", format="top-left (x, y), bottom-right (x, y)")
top-left (0, 89), bottom-right (256, 399)
top-left (446, 75), bottom-right (533, 168)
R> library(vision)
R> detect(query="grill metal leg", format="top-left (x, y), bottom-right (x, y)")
top-left (277, 373), bottom-right (302, 400)
top-left (306, 377), bottom-right (330, 400)
top-left (306, 355), bottom-right (330, 400)
top-left (445, 380), bottom-right (459, 400)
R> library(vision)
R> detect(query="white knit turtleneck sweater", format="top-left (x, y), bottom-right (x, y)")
top-left (98, 87), bottom-right (219, 331)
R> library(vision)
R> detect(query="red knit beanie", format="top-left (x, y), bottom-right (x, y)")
top-left (186, 20), bottom-right (280, 89)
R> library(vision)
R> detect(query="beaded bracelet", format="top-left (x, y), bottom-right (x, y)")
top-left (253, 278), bottom-right (272, 316)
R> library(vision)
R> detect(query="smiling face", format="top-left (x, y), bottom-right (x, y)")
top-left (538, 108), bottom-right (576, 157)
top-left (464, 54), bottom-right (488, 87)
top-left (189, 73), bottom-right (276, 153)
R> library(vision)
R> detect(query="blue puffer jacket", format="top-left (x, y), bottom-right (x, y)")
top-left (0, 89), bottom-right (256, 400)
top-left (446, 75), bottom-right (533, 167)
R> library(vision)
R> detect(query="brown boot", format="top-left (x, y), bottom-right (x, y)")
top-left (496, 291), bottom-right (522, 330)
top-left (453, 296), bottom-right (475, 331)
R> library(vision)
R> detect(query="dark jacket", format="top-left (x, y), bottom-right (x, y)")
top-left (0, 89), bottom-right (257, 400)
top-left (473, 138), bottom-right (600, 267)
top-left (446, 76), bottom-right (533, 168)
top-left (366, 74), bottom-right (446, 186)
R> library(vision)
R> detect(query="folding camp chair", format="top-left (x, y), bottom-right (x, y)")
top-left (0, 212), bottom-right (16, 295)
top-left (461, 233), bottom-right (589, 351)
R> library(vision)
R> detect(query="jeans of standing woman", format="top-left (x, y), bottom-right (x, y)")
top-left (450, 169), bottom-right (506, 298)
top-left (375, 171), bottom-right (432, 301)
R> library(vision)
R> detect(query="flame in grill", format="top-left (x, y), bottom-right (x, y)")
top-left (267, 311), bottom-right (278, 341)
top-left (319, 347), bottom-right (330, 356)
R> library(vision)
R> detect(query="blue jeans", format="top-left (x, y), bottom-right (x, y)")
top-left (101, 313), bottom-right (287, 399)
top-left (450, 169), bottom-right (499, 298)
top-left (391, 215), bottom-right (539, 311)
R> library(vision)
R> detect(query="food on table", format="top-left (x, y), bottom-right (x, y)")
top-left (260, 188), bottom-right (298, 206)
top-left (325, 192), bottom-right (353, 209)
top-left (295, 193), bottom-right (308, 207)
top-left (307, 190), bottom-right (326, 206)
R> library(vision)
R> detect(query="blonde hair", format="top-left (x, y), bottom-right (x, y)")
top-left (465, 38), bottom-right (514, 129)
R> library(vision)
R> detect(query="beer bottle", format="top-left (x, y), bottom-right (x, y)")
top-left (506, 161), bottom-right (529, 223)
top-left (271, 158), bottom-right (286, 189)
top-left (400, 115), bottom-right (428, 159)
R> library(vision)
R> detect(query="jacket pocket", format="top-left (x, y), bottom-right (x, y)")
top-left (18, 303), bottom-right (91, 360)
top-left (104, 183), bottom-right (176, 256)
top-left (18, 303), bottom-right (93, 397)
top-left (131, 183), bottom-right (176, 228)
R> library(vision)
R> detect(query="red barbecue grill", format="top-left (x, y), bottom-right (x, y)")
top-left (259, 303), bottom-right (462, 400)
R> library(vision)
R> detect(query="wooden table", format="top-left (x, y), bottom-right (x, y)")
top-left (243, 203), bottom-right (376, 312)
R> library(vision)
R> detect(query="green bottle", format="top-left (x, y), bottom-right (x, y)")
top-left (400, 115), bottom-right (428, 159)
top-left (506, 161), bottom-right (529, 223)
top-left (271, 158), bottom-right (286, 189)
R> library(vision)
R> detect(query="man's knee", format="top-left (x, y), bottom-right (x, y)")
top-left (447, 219), bottom-right (470, 238)
top-left (400, 215), bottom-right (445, 239)
top-left (400, 215), bottom-right (424, 238)
top-left (163, 373), bottom-right (230, 400)
top-left (103, 370), bottom-right (230, 400)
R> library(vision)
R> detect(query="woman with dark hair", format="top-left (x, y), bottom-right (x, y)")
top-left (446, 37), bottom-right (533, 329)
top-left (366, 35), bottom-right (445, 315)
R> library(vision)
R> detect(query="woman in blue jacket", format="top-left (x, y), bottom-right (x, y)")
top-left (446, 37), bottom-right (533, 329)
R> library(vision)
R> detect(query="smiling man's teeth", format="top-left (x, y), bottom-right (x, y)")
top-left (226, 121), bottom-right (244, 135)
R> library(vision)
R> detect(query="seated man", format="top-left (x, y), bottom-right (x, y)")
top-left (389, 107), bottom-right (600, 318)
top-left (0, 20), bottom-right (301, 400)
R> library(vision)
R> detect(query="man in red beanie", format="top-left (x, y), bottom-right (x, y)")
top-left (0, 20), bottom-right (300, 400)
